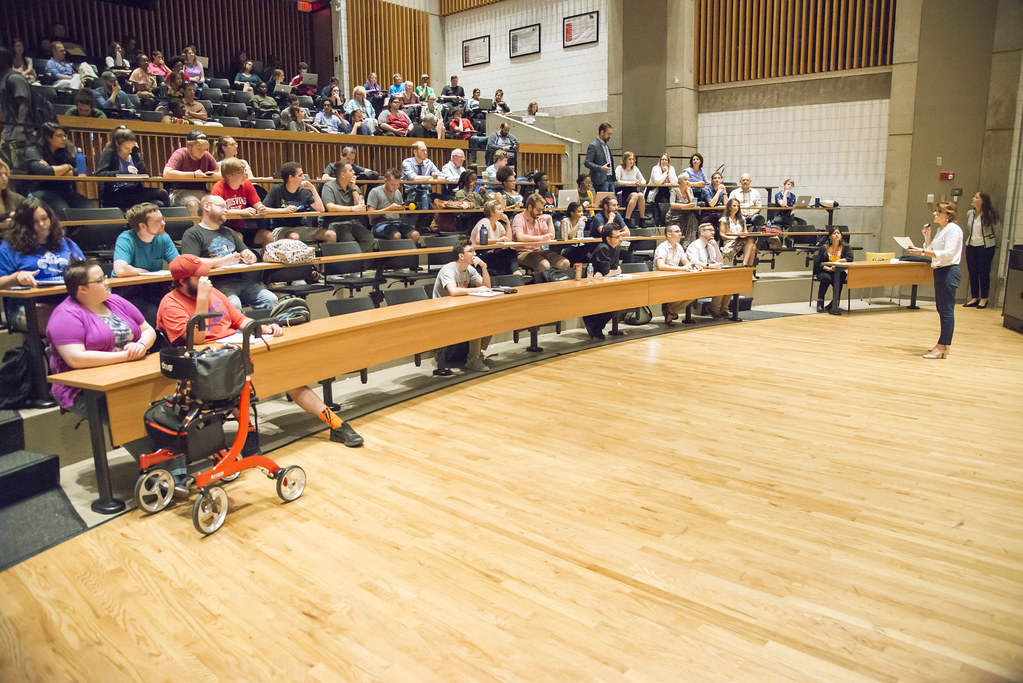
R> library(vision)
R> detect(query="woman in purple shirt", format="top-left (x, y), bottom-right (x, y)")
top-left (46, 258), bottom-right (156, 412)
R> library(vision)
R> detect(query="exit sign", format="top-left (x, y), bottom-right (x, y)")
top-left (297, 1), bottom-right (312, 11)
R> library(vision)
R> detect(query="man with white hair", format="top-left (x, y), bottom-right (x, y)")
top-left (440, 148), bottom-right (467, 183)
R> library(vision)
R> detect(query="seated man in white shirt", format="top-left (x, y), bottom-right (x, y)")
top-left (440, 148), bottom-right (466, 183)
top-left (654, 224), bottom-right (700, 325)
top-left (685, 222), bottom-right (732, 319)
top-left (727, 173), bottom-right (765, 228)
top-left (431, 242), bottom-right (492, 375)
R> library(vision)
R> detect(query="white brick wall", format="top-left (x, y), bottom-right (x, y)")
top-left (442, 0), bottom-right (608, 111)
top-left (697, 99), bottom-right (890, 206)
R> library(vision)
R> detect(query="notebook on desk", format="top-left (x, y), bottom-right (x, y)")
top-left (794, 195), bottom-right (812, 208)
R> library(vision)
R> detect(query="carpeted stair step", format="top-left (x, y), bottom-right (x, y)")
top-left (0, 450), bottom-right (60, 509)
top-left (0, 410), bottom-right (25, 456)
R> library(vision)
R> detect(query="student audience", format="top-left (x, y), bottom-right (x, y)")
top-left (685, 222), bottom-right (731, 318)
top-left (24, 123), bottom-right (92, 214)
top-left (582, 224), bottom-right (624, 340)
top-left (162, 129), bottom-right (221, 216)
top-left (157, 253), bottom-right (363, 447)
top-left (654, 224), bottom-right (699, 325)
top-left (47, 258), bottom-right (156, 414)
top-left (432, 242), bottom-right (492, 374)
top-left (0, 198), bottom-right (83, 329)
top-left (179, 195), bottom-right (277, 311)
top-left (321, 160), bottom-right (373, 253)
top-left (95, 127), bottom-right (170, 210)
top-left (263, 162), bottom-right (329, 242)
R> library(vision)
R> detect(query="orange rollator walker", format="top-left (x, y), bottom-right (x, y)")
top-left (135, 314), bottom-right (306, 534)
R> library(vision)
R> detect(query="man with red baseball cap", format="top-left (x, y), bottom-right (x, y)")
top-left (157, 254), bottom-right (364, 448)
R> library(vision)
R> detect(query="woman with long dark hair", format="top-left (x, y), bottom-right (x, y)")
top-left (24, 123), bottom-right (92, 214)
top-left (962, 191), bottom-right (1000, 309)
top-left (719, 197), bottom-right (756, 267)
top-left (812, 225), bottom-right (853, 314)
top-left (908, 202), bottom-right (963, 359)
top-left (95, 126), bottom-right (170, 209)
top-left (0, 198), bottom-right (84, 328)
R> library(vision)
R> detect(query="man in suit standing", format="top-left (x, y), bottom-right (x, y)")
top-left (585, 122), bottom-right (615, 193)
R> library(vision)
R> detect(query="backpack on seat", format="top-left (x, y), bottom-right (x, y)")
top-left (262, 239), bottom-right (315, 264)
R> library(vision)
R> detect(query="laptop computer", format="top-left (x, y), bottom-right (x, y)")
top-left (477, 97), bottom-right (493, 110)
top-left (557, 189), bottom-right (579, 206)
top-left (794, 195), bottom-right (812, 208)
top-left (593, 191), bottom-right (615, 208)
top-left (274, 84), bottom-right (293, 95)
top-left (303, 72), bottom-right (319, 85)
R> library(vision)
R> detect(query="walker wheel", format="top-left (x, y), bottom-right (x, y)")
top-left (192, 486), bottom-right (228, 535)
top-left (275, 466), bottom-right (306, 502)
top-left (134, 468), bottom-right (175, 514)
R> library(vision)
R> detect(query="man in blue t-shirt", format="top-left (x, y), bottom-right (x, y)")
top-left (113, 202), bottom-right (240, 325)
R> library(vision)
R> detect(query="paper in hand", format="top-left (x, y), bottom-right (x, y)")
top-left (894, 236), bottom-right (916, 250)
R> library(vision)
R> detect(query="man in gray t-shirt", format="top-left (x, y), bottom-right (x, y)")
top-left (180, 195), bottom-right (278, 311)
top-left (321, 161), bottom-right (373, 253)
top-left (431, 242), bottom-right (492, 374)
top-left (367, 168), bottom-right (419, 242)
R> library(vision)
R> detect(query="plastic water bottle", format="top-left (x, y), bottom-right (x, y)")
top-left (479, 222), bottom-right (489, 245)
top-left (586, 263), bottom-right (594, 281)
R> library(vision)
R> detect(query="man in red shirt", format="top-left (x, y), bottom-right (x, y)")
top-left (156, 254), bottom-right (364, 448)
top-left (211, 157), bottom-right (271, 245)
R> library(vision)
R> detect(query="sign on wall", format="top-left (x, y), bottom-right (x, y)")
top-left (462, 35), bottom-right (491, 67)
top-left (510, 23), bottom-right (541, 59)
top-left (563, 11), bottom-right (598, 48)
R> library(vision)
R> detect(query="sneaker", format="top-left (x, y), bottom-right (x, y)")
top-left (464, 356), bottom-right (490, 372)
top-left (330, 422), bottom-right (364, 447)
top-left (482, 355), bottom-right (497, 366)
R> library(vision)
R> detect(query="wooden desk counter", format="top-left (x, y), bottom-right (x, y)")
top-left (51, 268), bottom-right (753, 449)
top-left (832, 260), bottom-right (933, 289)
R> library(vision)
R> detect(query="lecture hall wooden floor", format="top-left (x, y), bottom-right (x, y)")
top-left (1, 308), bottom-right (1021, 681)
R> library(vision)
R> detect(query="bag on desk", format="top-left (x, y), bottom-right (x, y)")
top-left (262, 239), bottom-right (315, 264)
top-left (270, 297), bottom-right (311, 327)
top-left (0, 344), bottom-right (32, 409)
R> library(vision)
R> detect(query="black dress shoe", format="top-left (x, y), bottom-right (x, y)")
top-left (433, 367), bottom-right (453, 377)
top-left (977, 300), bottom-right (988, 309)
top-left (816, 300), bottom-right (825, 313)
top-left (963, 299), bottom-right (978, 307)
top-left (828, 307), bottom-right (842, 316)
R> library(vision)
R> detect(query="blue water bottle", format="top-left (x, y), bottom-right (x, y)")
top-left (479, 222), bottom-right (489, 245)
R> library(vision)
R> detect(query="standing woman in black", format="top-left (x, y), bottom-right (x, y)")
top-left (812, 225), bottom-right (853, 314)
top-left (962, 191), bottom-right (999, 309)
top-left (908, 201), bottom-right (963, 359)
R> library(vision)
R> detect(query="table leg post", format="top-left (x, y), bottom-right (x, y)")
top-left (320, 378), bottom-right (339, 412)
top-left (86, 390), bottom-right (126, 515)
top-left (526, 326), bottom-right (543, 352)
top-left (730, 294), bottom-right (742, 322)
top-left (23, 302), bottom-right (56, 408)
top-left (609, 312), bottom-right (625, 336)
top-left (684, 302), bottom-right (694, 324)
top-left (908, 284), bottom-right (920, 309)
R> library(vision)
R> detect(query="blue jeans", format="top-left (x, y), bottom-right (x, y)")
top-left (933, 264), bottom-right (961, 346)
top-left (216, 277), bottom-right (278, 311)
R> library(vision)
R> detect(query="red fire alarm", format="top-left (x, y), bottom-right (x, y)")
top-left (939, 171), bottom-right (955, 181)
top-left (297, 1), bottom-right (312, 11)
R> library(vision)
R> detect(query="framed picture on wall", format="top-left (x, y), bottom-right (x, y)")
top-left (510, 23), bottom-right (541, 59)
top-left (563, 11), bottom-right (599, 48)
top-left (462, 35), bottom-right (491, 68)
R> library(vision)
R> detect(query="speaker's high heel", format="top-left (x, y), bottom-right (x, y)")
top-left (923, 346), bottom-right (949, 359)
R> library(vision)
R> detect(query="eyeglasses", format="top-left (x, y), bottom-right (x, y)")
top-left (87, 275), bottom-right (108, 285)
